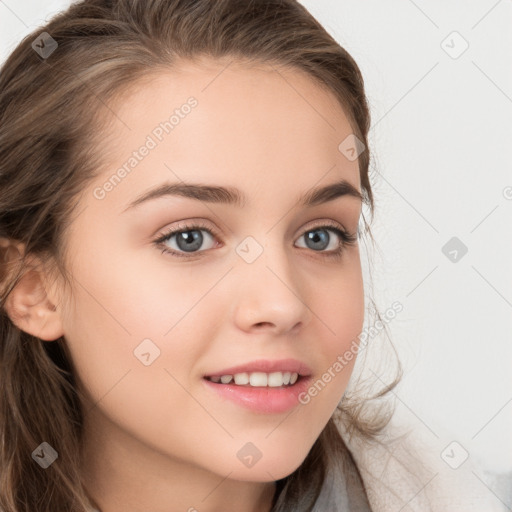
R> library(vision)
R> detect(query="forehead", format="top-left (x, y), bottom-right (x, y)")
top-left (88, 57), bottom-right (360, 213)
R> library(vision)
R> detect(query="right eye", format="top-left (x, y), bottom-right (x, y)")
top-left (153, 221), bottom-right (220, 258)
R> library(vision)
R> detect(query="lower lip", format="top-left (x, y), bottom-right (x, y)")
top-left (202, 376), bottom-right (312, 414)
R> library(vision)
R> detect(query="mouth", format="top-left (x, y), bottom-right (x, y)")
top-left (202, 359), bottom-right (313, 413)
top-left (204, 371), bottom-right (303, 388)
top-left (202, 372), bottom-right (312, 414)
top-left (202, 358), bottom-right (312, 388)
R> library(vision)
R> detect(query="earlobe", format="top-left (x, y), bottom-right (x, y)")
top-left (1, 243), bottom-right (64, 342)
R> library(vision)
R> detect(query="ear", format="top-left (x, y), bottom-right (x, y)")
top-left (1, 240), bottom-right (64, 342)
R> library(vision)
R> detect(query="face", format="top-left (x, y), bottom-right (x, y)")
top-left (52, 57), bottom-right (365, 483)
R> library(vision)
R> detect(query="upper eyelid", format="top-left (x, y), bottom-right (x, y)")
top-left (154, 220), bottom-right (217, 243)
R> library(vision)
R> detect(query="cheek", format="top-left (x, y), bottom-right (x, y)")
top-left (301, 259), bottom-right (365, 407)
top-left (60, 246), bottom-right (229, 409)
top-left (314, 257), bottom-right (365, 355)
top-left (59, 256), bottom-right (222, 461)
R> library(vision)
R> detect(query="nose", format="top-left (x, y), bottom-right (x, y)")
top-left (231, 242), bottom-right (313, 335)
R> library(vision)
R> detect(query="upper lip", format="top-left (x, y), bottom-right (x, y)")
top-left (204, 358), bottom-right (312, 378)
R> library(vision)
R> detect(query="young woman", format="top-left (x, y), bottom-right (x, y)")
top-left (0, 1), bottom-right (502, 511)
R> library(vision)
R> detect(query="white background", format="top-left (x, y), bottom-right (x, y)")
top-left (1, 0), bottom-right (511, 499)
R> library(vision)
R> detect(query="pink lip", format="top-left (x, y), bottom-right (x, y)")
top-left (202, 375), bottom-right (312, 414)
top-left (204, 358), bottom-right (312, 378)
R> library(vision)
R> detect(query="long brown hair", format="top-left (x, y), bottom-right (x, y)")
top-left (0, 1), bottom-right (402, 510)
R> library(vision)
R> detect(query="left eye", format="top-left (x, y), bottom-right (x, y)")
top-left (154, 222), bottom-right (356, 258)
top-left (295, 227), bottom-right (344, 252)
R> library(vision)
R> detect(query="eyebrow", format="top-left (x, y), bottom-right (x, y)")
top-left (122, 178), bottom-right (363, 213)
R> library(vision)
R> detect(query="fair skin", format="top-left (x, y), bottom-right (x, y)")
top-left (5, 57), bottom-right (365, 512)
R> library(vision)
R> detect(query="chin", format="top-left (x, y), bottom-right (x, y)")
top-left (219, 452), bottom-right (309, 483)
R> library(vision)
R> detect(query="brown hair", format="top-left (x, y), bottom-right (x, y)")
top-left (0, 1), bottom-right (402, 510)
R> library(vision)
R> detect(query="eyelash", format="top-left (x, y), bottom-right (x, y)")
top-left (153, 220), bottom-right (358, 261)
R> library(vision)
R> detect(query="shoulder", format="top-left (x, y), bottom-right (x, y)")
top-left (335, 414), bottom-right (506, 512)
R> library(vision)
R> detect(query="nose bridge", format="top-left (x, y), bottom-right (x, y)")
top-left (237, 229), bottom-right (293, 289)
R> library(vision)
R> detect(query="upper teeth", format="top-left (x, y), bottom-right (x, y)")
top-left (207, 371), bottom-right (299, 387)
